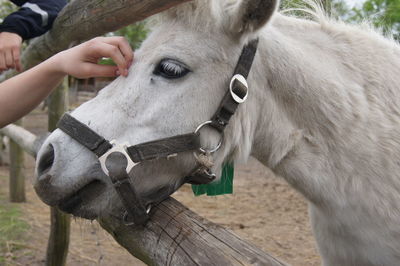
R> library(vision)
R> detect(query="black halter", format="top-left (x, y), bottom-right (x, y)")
top-left (57, 39), bottom-right (259, 226)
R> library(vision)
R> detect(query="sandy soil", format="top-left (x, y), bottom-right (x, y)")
top-left (0, 109), bottom-right (321, 266)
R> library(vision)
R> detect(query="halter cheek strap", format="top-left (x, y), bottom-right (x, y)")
top-left (104, 152), bottom-right (149, 226)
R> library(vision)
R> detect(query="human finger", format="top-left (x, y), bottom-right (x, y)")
top-left (78, 64), bottom-right (119, 78)
top-left (92, 42), bottom-right (129, 76)
top-left (0, 53), bottom-right (6, 72)
top-left (100, 37), bottom-right (134, 66)
top-left (12, 47), bottom-right (22, 72)
top-left (4, 50), bottom-right (13, 69)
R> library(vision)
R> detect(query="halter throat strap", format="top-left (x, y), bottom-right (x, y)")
top-left (211, 38), bottom-right (259, 132)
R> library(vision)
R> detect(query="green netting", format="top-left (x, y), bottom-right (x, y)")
top-left (191, 162), bottom-right (234, 196)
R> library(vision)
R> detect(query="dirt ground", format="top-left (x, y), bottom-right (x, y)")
top-left (0, 109), bottom-right (321, 266)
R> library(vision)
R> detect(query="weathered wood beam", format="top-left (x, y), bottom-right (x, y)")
top-left (22, 0), bottom-right (192, 68)
top-left (2, 124), bottom-right (287, 266)
top-left (99, 198), bottom-right (287, 266)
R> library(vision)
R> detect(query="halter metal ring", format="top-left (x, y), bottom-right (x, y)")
top-left (194, 121), bottom-right (223, 154)
top-left (230, 74), bottom-right (248, 103)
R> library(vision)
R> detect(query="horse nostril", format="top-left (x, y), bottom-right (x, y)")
top-left (37, 144), bottom-right (55, 176)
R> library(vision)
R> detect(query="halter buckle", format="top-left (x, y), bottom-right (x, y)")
top-left (99, 140), bottom-right (137, 176)
top-left (229, 74), bottom-right (248, 103)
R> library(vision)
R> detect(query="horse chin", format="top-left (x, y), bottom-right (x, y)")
top-left (64, 207), bottom-right (98, 221)
top-left (140, 180), bottom-right (185, 206)
top-left (57, 179), bottom-right (107, 220)
top-left (55, 177), bottom-right (183, 221)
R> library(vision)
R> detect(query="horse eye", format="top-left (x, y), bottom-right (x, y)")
top-left (153, 59), bottom-right (190, 79)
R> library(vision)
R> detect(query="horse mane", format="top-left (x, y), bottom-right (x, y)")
top-left (150, 0), bottom-right (398, 48)
top-left (281, 0), bottom-right (398, 46)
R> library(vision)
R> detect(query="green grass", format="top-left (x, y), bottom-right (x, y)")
top-left (0, 176), bottom-right (29, 264)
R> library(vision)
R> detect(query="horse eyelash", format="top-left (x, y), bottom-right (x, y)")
top-left (161, 60), bottom-right (185, 75)
top-left (153, 59), bottom-right (190, 79)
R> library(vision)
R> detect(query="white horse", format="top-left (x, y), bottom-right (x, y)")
top-left (34, 0), bottom-right (400, 265)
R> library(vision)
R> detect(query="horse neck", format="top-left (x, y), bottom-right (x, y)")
top-left (248, 14), bottom-right (400, 205)
top-left (249, 15), bottom-right (330, 168)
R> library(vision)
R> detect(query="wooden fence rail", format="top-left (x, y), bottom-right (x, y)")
top-left (0, 124), bottom-right (287, 266)
top-left (0, 1), bottom-right (192, 265)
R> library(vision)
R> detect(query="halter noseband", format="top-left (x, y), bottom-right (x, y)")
top-left (56, 39), bottom-right (259, 226)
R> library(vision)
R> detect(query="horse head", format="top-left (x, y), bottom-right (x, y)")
top-left (34, 0), bottom-right (279, 221)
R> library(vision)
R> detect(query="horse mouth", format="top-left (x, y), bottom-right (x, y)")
top-left (58, 179), bottom-right (106, 219)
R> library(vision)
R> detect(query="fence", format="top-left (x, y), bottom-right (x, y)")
top-left (0, 0), bottom-right (287, 265)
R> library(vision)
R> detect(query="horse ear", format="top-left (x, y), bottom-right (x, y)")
top-left (223, 0), bottom-right (279, 36)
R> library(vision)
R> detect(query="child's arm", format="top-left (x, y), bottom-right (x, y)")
top-left (0, 36), bottom-right (133, 128)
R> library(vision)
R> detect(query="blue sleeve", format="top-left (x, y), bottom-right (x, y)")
top-left (0, 0), bottom-right (67, 40)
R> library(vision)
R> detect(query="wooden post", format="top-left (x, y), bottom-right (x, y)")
top-left (9, 119), bottom-right (26, 202)
top-left (0, 133), bottom-right (8, 165)
top-left (46, 78), bottom-right (71, 266)
top-left (0, 133), bottom-right (3, 165)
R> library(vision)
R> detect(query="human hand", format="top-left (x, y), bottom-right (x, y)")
top-left (54, 36), bottom-right (133, 79)
top-left (0, 32), bottom-right (23, 73)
